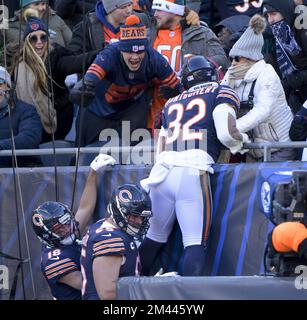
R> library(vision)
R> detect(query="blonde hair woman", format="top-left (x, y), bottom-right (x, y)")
top-left (5, 0), bottom-right (72, 66)
top-left (10, 8), bottom-right (57, 143)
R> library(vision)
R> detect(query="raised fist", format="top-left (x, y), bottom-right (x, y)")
top-left (90, 154), bottom-right (116, 171)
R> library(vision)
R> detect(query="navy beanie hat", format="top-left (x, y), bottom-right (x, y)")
top-left (24, 17), bottom-right (49, 39)
top-left (118, 15), bottom-right (148, 53)
top-left (23, 9), bottom-right (49, 40)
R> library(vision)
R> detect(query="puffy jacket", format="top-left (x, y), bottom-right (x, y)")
top-left (0, 99), bottom-right (42, 167)
top-left (222, 60), bottom-right (293, 158)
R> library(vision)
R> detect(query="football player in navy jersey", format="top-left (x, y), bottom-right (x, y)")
top-left (31, 153), bottom-right (116, 300)
top-left (81, 184), bottom-right (152, 300)
top-left (140, 55), bottom-right (249, 276)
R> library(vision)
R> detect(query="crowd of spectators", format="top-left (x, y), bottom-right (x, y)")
top-left (0, 0), bottom-right (307, 167)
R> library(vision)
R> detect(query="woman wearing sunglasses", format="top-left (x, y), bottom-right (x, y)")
top-left (10, 9), bottom-right (73, 143)
top-left (5, 0), bottom-right (72, 67)
top-left (222, 14), bottom-right (295, 162)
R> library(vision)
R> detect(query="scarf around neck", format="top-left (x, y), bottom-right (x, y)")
top-left (227, 60), bottom-right (256, 88)
top-left (271, 19), bottom-right (301, 77)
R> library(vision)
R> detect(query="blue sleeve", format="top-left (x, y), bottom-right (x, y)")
top-left (84, 45), bottom-right (115, 85)
top-left (151, 49), bottom-right (180, 88)
top-left (91, 231), bottom-right (126, 259)
top-left (0, 102), bottom-right (42, 150)
top-left (42, 247), bottom-right (79, 283)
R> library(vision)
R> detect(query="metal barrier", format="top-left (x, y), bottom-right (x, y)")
top-left (0, 146), bottom-right (154, 156)
top-left (244, 142), bottom-right (307, 161)
top-left (0, 142), bottom-right (306, 162)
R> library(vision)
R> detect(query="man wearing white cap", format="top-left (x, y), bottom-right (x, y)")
top-left (148, 0), bottom-right (229, 127)
top-left (67, 0), bottom-right (200, 77)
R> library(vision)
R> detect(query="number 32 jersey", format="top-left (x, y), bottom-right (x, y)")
top-left (161, 83), bottom-right (240, 162)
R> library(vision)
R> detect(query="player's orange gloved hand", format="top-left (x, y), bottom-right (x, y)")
top-left (271, 222), bottom-right (307, 253)
top-left (185, 7), bottom-right (200, 26)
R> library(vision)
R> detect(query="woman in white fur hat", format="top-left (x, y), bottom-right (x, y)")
top-left (222, 14), bottom-right (295, 161)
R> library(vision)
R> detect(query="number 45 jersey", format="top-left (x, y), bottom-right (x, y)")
top-left (161, 83), bottom-right (240, 162)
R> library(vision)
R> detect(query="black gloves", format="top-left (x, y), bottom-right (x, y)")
top-left (159, 84), bottom-right (182, 100)
top-left (69, 78), bottom-right (96, 107)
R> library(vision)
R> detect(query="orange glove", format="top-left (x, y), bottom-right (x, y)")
top-left (185, 7), bottom-right (200, 26)
top-left (272, 222), bottom-right (307, 253)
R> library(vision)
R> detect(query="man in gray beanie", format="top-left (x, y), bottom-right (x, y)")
top-left (102, 0), bottom-right (133, 14)
top-left (67, 0), bottom-right (147, 77)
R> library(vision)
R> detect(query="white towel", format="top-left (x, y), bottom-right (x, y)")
top-left (141, 149), bottom-right (214, 192)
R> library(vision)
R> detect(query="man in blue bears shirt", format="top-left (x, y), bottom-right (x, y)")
top-left (81, 184), bottom-right (152, 300)
top-left (70, 14), bottom-right (180, 147)
top-left (31, 153), bottom-right (116, 299)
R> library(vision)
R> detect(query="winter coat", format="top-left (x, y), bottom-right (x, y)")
top-left (54, 0), bottom-right (97, 28)
top-left (14, 44), bottom-right (74, 143)
top-left (5, 8), bottom-right (72, 66)
top-left (0, 98), bottom-right (42, 167)
top-left (47, 44), bottom-right (74, 140)
top-left (289, 102), bottom-right (307, 141)
top-left (263, 0), bottom-right (307, 67)
top-left (262, 0), bottom-right (307, 112)
top-left (149, 20), bottom-right (229, 73)
top-left (222, 59), bottom-right (293, 158)
top-left (14, 60), bottom-right (57, 140)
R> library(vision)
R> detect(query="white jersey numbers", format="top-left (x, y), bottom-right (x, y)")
top-left (166, 98), bottom-right (207, 144)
